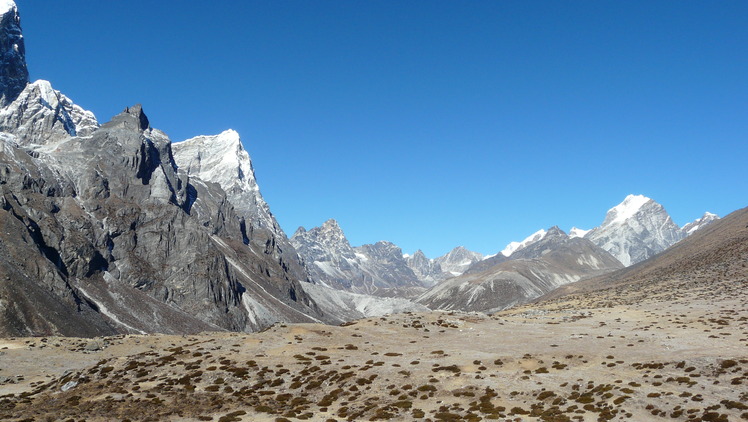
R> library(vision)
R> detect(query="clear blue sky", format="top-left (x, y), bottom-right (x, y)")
top-left (18, 1), bottom-right (747, 258)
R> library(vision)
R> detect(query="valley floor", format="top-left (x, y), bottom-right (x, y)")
top-left (1, 273), bottom-right (746, 421)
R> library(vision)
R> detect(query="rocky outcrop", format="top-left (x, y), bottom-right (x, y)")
top-left (0, 1), bottom-right (26, 106)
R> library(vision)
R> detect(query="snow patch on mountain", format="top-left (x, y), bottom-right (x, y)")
top-left (0, 0), bottom-right (16, 14)
top-left (501, 229), bottom-right (547, 257)
top-left (608, 194), bottom-right (651, 225)
top-left (569, 227), bottom-right (590, 238)
top-left (682, 212), bottom-right (720, 236)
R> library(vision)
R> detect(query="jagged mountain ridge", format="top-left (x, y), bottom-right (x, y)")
top-left (290, 219), bottom-right (425, 297)
top-left (291, 219), bottom-right (489, 294)
top-left (682, 212), bottom-right (720, 236)
top-left (417, 227), bottom-right (623, 313)
top-left (0, 2), bottom-right (333, 336)
top-left (492, 195), bottom-right (720, 269)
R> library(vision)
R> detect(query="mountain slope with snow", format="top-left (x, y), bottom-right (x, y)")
top-left (682, 212), bottom-right (720, 236)
top-left (585, 195), bottom-right (684, 266)
top-left (501, 229), bottom-right (547, 257)
top-left (291, 219), bottom-right (424, 297)
top-left (433, 246), bottom-right (484, 276)
top-left (418, 227), bottom-right (622, 313)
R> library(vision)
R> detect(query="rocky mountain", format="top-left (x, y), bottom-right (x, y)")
top-left (584, 194), bottom-right (684, 266)
top-left (682, 211), bottom-right (720, 236)
top-left (404, 250), bottom-right (443, 287)
top-left (291, 219), bottom-right (424, 297)
top-left (417, 227), bottom-right (622, 313)
top-left (433, 246), bottom-right (483, 276)
top-left (0, 2), bottom-right (333, 336)
top-left (172, 130), bottom-right (308, 284)
top-left (541, 206), bottom-right (746, 303)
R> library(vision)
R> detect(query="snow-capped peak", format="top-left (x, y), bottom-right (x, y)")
top-left (606, 194), bottom-right (652, 225)
top-left (569, 227), bottom-right (590, 239)
top-left (172, 129), bottom-right (283, 235)
top-left (501, 228), bottom-right (546, 257)
top-left (587, 195), bottom-right (684, 266)
top-left (0, 0), bottom-right (16, 15)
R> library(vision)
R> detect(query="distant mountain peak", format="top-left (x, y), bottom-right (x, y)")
top-left (501, 228), bottom-right (547, 257)
top-left (682, 212), bottom-right (720, 236)
top-left (322, 218), bottom-right (342, 230)
top-left (587, 194), bottom-right (683, 266)
top-left (605, 194), bottom-right (653, 226)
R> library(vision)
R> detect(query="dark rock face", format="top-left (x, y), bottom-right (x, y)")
top-left (0, 3), bottom-right (27, 106)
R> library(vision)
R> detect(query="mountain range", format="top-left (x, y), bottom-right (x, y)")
top-left (0, 2), bottom-right (729, 337)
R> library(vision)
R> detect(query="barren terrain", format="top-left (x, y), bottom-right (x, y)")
top-left (1, 271), bottom-right (746, 421)
top-left (2, 210), bottom-right (746, 421)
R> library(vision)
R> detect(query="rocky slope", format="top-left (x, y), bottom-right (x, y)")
top-left (417, 227), bottom-right (622, 313)
top-left (172, 130), bottom-right (308, 285)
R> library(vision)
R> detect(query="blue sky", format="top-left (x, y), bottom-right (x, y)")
top-left (18, 1), bottom-right (747, 257)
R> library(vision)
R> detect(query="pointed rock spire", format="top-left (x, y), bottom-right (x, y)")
top-left (0, 0), bottom-right (28, 106)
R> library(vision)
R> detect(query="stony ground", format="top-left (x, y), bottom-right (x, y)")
top-left (1, 266), bottom-right (746, 422)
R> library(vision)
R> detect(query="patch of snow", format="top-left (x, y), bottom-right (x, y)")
top-left (0, 0), bottom-right (16, 15)
top-left (501, 229), bottom-right (547, 257)
top-left (569, 227), bottom-right (591, 238)
top-left (608, 194), bottom-right (651, 225)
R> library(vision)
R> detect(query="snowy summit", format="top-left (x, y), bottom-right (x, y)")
top-left (0, 0), bottom-right (16, 15)
top-left (607, 194), bottom-right (652, 225)
top-left (501, 229), bottom-right (547, 257)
